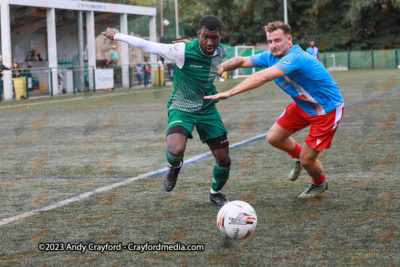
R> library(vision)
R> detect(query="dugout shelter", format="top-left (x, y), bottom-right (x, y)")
top-left (0, 0), bottom-right (157, 100)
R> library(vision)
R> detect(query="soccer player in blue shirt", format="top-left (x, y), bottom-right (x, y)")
top-left (205, 21), bottom-right (344, 198)
top-left (306, 41), bottom-right (320, 60)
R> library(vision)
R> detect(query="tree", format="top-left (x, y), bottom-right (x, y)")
top-left (90, 0), bottom-right (400, 50)
top-left (182, 0), bottom-right (400, 50)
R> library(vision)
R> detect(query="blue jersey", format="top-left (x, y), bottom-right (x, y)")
top-left (250, 45), bottom-right (343, 116)
top-left (306, 47), bottom-right (319, 58)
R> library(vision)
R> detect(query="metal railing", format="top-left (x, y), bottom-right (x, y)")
top-left (0, 63), bottom-right (175, 101)
top-left (320, 48), bottom-right (400, 70)
top-left (57, 66), bottom-right (92, 94)
top-left (111, 63), bottom-right (174, 88)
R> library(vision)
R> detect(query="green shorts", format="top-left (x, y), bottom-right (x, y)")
top-left (167, 107), bottom-right (228, 143)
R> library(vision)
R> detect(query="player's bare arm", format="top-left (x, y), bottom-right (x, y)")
top-left (217, 57), bottom-right (253, 76)
top-left (205, 66), bottom-right (285, 100)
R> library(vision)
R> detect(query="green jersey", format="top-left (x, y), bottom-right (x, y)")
top-left (113, 34), bottom-right (226, 113)
top-left (167, 39), bottom-right (226, 113)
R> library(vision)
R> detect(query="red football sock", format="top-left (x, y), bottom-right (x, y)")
top-left (287, 142), bottom-right (302, 159)
top-left (312, 173), bottom-right (326, 186)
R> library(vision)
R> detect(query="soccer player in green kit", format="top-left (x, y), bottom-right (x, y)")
top-left (102, 16), bottom-right (230, 206)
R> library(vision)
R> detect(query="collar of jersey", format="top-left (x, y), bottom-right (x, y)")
top-left (287, 45), bottom-right (301, 54)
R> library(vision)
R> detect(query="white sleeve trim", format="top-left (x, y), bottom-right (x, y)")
top-left (114, 33), bottom-right (185, 69)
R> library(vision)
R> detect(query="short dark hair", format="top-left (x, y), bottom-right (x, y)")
top-left (199, 15), bottom-right (222, 31)
top-left (265, 21), bottom-right (291, 35)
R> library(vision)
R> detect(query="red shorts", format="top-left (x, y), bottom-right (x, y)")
top-left (276, 102), bottom-right (344, 152)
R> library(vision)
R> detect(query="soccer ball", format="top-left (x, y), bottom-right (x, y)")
top-left (216, 200), bottom-right (257, 239)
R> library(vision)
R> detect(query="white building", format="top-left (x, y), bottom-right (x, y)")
top-left (0, 0), bottom-right (156, 100)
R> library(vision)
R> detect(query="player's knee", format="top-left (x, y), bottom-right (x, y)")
top-left (167, 143), bottom-right (185, 156)
top-left (217, 155), bottom-right (231, 167)
top-left (266, 132), bottom-right (279, 147)
top-left (300, 156), bottom-right (314, 169)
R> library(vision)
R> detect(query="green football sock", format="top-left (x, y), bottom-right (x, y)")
top-left (166, 149), bottom-right (183, 168)
top-left (211, 162), bottom-right (230, 192)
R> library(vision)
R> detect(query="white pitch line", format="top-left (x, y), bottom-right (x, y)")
top-left (0, 133), bottom-right (267, 227)
top-left (0, 168), bottom-right (165, 226)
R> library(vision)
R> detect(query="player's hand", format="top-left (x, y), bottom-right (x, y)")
top-left (171, 39), bottom-right (190, 44)
top-left (204, 91), bottom-right (231, 101)
top-left (217, 64), bottom-right (225, 78)
top-left (102, 27), bottom-right (120, 41)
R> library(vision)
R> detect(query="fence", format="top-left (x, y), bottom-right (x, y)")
top-left (0, 67), bottom-right (51, 101)
top-left (224, 46), bottom-right (400, 72)
top-left (58, 66), bottom-right (92, 94)
top-left (320, 48), bottom-right (400, 70)
top-left (111, 63), bottom-right (173, 88)
top-left (2, 48), bottom-right (398, 101)
top-left (0, 63), bottom-right (169, 101)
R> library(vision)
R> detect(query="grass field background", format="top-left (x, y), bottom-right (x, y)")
top-left (0, 69), bottom-right (399, 266)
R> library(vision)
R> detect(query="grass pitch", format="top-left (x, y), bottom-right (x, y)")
top-left (0, 69), bottom-right (399, 266)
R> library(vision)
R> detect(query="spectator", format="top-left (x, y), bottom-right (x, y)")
top-left (165, 58), bottom-right (174, 81)
top-left (25, 65), bottom-right (39, 90)
top-left (12, 62), bottom-right (21, 78)
top-left (28, 49), bottom-right (38, 61)
top-left (306, 41), bottom-right (320, 60)
top-left (143, 56), bottom-right (151, 87)
top-left (135, 64), bottom-right (142, 86)
top-left (157, 56), bottom-right (165, 86)
top-left (0, 55), bottom-right (8, 91)
top-left (37, 53), bottom-right (43, 61)
top-left (21, 63), bottom-right (32, 78)
top-left (0, 55), bottom-right (8, 70)
top-left (107, 45), bottom-right (118, 67)
top-left (157, 56), bottom-right (164, 71)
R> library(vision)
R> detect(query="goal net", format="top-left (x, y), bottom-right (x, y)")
top-left (233, 46), bottom-right (255, 79)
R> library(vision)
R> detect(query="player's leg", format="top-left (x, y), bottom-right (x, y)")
top-left (297, 143), bottom-right (328, 198)
top-left (206, 135), bottom-right (230, 206)
top-left (268, 103), bottom-right (309, 181)
top-left (267, 122), bottom-right (296, 152)
top-left (268, 123), bottom-right (303, 181)
top-left (164, 126), bottom-right (189, 192)
top-left (195, 107), bottom-right (230, 206)
top-left (166, 127), bottom-right (188, 167)
top-left (164, 109), bottom-right (195, 192)
top-left (300, 143), bottom-right (324, 179)
top-left (298, 104), bottom-right (344, 198)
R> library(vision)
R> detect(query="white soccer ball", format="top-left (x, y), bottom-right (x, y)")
top-left (216, 200), bottom-right (257, 239)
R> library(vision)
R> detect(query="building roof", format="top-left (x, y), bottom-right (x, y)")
top-left (8, 0), bottom-right (156, 36)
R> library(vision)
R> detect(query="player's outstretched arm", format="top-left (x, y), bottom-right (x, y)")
top-left (102, 27), bottom-right (185, 68)
top-left (217, 57), bottom-right (254, 77)
top-left (205, 66), bottom-right (285, 100)
top-left (102, 27), bottom-right (173, 55)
